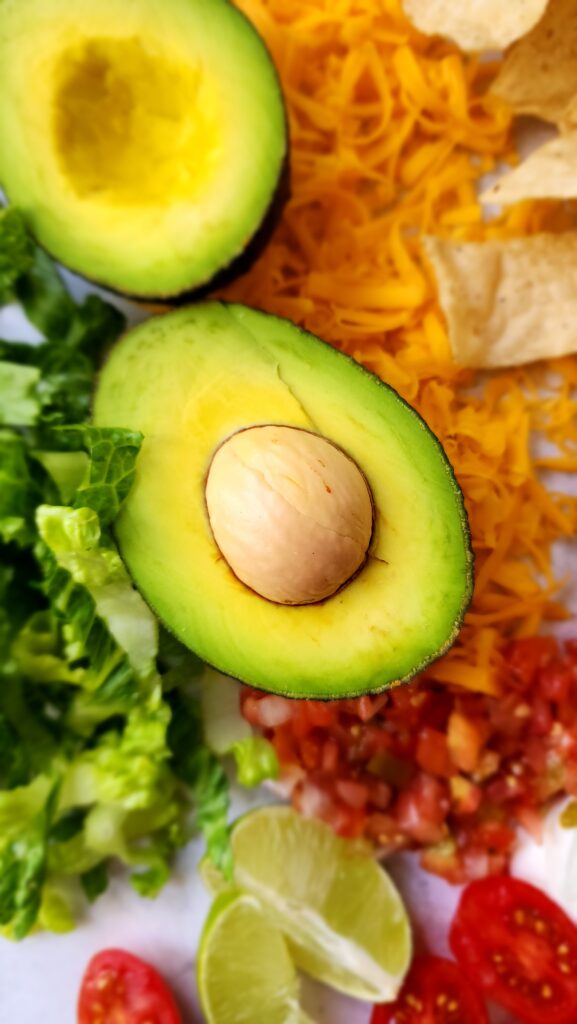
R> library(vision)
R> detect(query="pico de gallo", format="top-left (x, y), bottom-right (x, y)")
top-left (242, 637), bottom-right (577, 883)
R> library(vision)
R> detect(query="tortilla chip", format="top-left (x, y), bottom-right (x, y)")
top-left (423, 234), bottom-right (577, 368)
top-left (402, 0), bottom-right (550, 52)
top-left (481, 134), bottom-right (577, 204)
top-left (492, 0), bottom-right (577, 129)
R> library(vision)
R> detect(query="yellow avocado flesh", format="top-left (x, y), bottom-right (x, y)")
top-left (0, 0), bottom-right (285, 296)
top-left (93, 303), bottom-right (473, 698)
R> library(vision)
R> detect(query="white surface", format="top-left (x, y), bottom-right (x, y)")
top-left (512, 798), bottom-right (577, 920)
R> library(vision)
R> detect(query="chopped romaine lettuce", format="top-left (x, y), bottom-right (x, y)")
top-left (0, 208), bottom-right (235, 938)
top-left (0, 207), bottom-right (34, 300)
top-left (0, 363), bottom-right (40, 426)
top-left (233, 737), bottom-right (279, 788)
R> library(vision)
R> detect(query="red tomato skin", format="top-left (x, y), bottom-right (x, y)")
top-left (450, 877), bottom-right (577, 1024)
top-left (370, 955), bottom-right (489, 1024)
top-left (78, 948), bottom-right (182, 1024)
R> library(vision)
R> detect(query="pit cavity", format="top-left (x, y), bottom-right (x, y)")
top-left (52, 37), bottom-right (219, 205)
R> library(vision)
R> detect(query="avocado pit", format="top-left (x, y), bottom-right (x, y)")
top-left (205, 425), bottom-right (374, 605)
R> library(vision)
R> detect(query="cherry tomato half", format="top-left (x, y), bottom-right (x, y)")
top-left (370, 955), bottom-right (488, 1024)
top-left (78, 948), bottom-right (182, 1024)
top-left (450, 876), bottom-right (577, 1024)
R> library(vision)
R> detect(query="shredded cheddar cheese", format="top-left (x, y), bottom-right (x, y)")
top-left (224, 0), bottom-right (577, 695)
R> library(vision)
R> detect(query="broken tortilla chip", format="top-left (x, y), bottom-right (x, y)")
top-left (402, 0), bottom-right (550, 52)
top-left (492, 0), bottom-right (577, 130)
top-left (481, 134), bottom-right (577, 204)
top-left (423, 234), bottom-right (577, 369)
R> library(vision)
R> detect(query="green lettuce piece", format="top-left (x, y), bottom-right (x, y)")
top-left (38, 877), bottom-right (79, 933)
top-left (60, 700), bottom-right (173, 811)
top-left (168, 687), bottom-right (232, 878)
top-left (0, 778), bottom-right (57, 940)
top-left (37, 505), bottom-right (158, 693)
top-left (50, 699), bottom-right (187, 902)
top-left (0, 433), bottom-right (58, 547)
top-left (0, 284), bottom-right (125, 433)
top-left (0, 674), bottom-right (66, 785)
top-left (0, 209), bottom-right (234, 937)
top-left (80, 863), bottom-right (109, 904)
top-left (0, 208), bottom-right (34, 301)
top-left (0, 713), bottom-right (29, 789)
top-left (15, 246), bottom-right (75, 341)
top-left (0, 363), bottom-right (41, 427)
top-left (11, 611), bottom-right (82, 685)
top-left (31, 296), bottom-right (125, 429)
top-left (233, 737), bottom-right (279, 788)
top-left (69, 427), bottom-right (144, 526)
top-left (32, 451), bottom-right (88, 505)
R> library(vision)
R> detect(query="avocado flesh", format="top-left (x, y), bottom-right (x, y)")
top-left (93, 303), bottom-right (473, 698)
top-left (0, 0), bottom-right (286, 297)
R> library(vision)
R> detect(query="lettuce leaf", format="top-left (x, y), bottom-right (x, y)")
top-left (0, 207), bottom-right (234, 938)
top-left (69, 427), bottom-right (144, 525)
top-left (0, 208), bottom-right (35, 301)
top-left (0, 363), bottom-right (41, 427)
top-left (0, 434), bottom-right (56, 547)
top-left (168, 687), bottom-right (232, 878)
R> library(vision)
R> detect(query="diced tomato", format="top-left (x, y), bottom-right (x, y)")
top-left (365, 812), bottom-right (405, 848)
top-left (77, 949), bottom-right (182, 1024)
top-left (416, 727), bottom-right (455, 778)
top-left (503, 637), bottom-right (557, 690)
top-left (450, 877), bottom-right (577, 1024)
top-left (304, 700), bottom-right (336, 728)
top-left (447, 712), bottom-right (486, 773)
top-left (395, 774), bottom-right (449, 844)
top-left (242, 637), bottom-right (577, 886)
top-left (321, 737), bottom-right (340, 774)
top-left (371, 955), bottom-right (489, 1023)
top-left (539, 659), bottom-right (573, 703)
top-left (529, 696), bottom-right (554, 736)
top-left (449, 776), bottom-right (482, 815)
top-left (369, 779), bottom-right (393, 810)
top-left (299, 735), bottom-right (322, 770)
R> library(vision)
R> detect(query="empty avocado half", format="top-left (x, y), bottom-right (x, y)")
top-left (0, 0), bottom-right (286, 297)
top-left (93, 303), bottom-right (473, 698)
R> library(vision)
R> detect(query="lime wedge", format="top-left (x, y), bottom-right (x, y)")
top-left (198, 890), bottom-right (313, 1024)
top-left (228, 806), bottom-right (412, 1002)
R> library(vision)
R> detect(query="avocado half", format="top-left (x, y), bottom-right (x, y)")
top-left (93, 303), bottom-right (473, 698)
top-left (0, 0), bottom-right (286, 298)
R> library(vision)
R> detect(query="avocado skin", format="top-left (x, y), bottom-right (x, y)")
top-left (93, 301), bottom-right (474, 699)
top-left (178, 158), bottom-right (291, 306)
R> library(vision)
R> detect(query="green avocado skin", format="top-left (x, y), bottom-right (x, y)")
top-left (93, 302), bottom-right (474, 699)
top-left (0, 0), bottom-right (287, 298)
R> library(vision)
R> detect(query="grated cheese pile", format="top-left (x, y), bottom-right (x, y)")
top-left (223, 0), bottom-right (577, 696)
